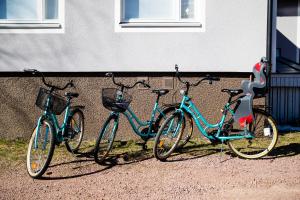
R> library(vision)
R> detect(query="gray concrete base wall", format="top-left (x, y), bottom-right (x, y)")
top-left (0, 76), bottom-right (262, 140)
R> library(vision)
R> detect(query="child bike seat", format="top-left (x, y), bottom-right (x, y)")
top-left (233, 57), bottom-right (269, 127)
top-left (241, 58), bottom-right (267, 98)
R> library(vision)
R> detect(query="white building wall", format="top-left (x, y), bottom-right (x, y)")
top-left (0, 0), bottom-right (268, 72)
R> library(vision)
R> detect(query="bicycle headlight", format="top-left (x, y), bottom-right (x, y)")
top-left (180, 89), bottom-right (185, 96)
top-left (116, 90), bottom-right (122, 96)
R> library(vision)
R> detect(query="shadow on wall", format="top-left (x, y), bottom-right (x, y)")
top-left (0, 86), bottom-right (35, 136)
top-left (277, 0), bottom-right (300, 17)
top-left (276, 30), bottom-right (300, 68)
top-left (276, 0), bottom-right (300, 71)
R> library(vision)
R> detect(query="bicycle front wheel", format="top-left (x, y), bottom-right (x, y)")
top-left (153, 112), bottom-right (185, 161)
top-left (65, 109), bottom-right (84, 153)
top-left (228, 109), bottom-right (278, 159)
top-left (26, 119), bottom-right (55, 178)
top-left (156, 106), bottom-right (193, 149)
top-left (94, 115), bottom-right (118, 164)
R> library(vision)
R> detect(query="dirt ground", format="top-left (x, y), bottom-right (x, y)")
top-left (0, 144), bottom-right (299, 200)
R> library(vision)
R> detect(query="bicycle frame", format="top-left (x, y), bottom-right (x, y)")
top-left (178, 95), bottom-right (254, 143)
top-left (34, 96), bottom-right (72, 148)
top-left (110, 100), bottom-right (167, 138)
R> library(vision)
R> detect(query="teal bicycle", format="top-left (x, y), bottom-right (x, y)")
top-left (153, 65), bottom-right (278, 161)
top-left (25, 69), bottom-right (85, 178)
top-left (94, 73), bottom-right (193, 164)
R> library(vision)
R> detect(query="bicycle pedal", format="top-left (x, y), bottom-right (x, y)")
top-left (119, 140), bottom-right (127, 146)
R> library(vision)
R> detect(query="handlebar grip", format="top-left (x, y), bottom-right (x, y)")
top-left (211, 77), bottom-right (220, 81)
top-left (144, 83), bottom-right (151, 88)
top-left (206, 74), bottom-right (220, 81)
top-left (69, 80), bottom-right (75, 88)
top-left (105, 72), bottom-right (113, 77)
top-left (24, 68), bottom-right (38, 74)
top-left (175, 64), bottom-right (179, 76)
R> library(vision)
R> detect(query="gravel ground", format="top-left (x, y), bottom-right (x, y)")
top-left (0, 150), bottom-right (299, 200)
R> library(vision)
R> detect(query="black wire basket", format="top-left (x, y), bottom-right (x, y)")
top-left (102, 88), bottom-right (132, 112)
top-left (35, 87), bottom-right (67, 115)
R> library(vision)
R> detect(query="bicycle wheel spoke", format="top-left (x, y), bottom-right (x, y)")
top-left (94, 116), bottom-right (118, 164)
top-left (65, 110), bottom-right (84, 153)
top-left (154, 113), bottom-right (185, 161)
top-left (27, 120), bottom-right (55, 178)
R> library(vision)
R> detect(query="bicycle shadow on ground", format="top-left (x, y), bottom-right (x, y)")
top-left (39, 150), bottom-right (114, 180)
top-left (40, 146), bottom-right (155, 180)
top-left (165, 142), bottom-right (225, 162)
top-left (96, 148), bottom-right (155, 166)
top-left (224, 143), bottom-right (300, 160)
top-left (263, 143), bottom-right (300, 159)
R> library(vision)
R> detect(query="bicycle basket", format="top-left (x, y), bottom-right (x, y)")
top-left (35, 87), bottom-right (67, 115)
top-left (102, 88), bottom-right (132, 112)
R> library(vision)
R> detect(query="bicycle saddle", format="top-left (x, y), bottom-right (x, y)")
top-left (152, 89), bottom-right (169, 96)
top-left (65, 92), bottom-right (79, 98)
top-left (221, 89), bottom-right (243, 97)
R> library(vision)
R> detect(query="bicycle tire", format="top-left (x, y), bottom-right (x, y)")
top-left (155, 106), bottom-right (193, 148)
top-left (26, 119), bottom-right (55, 178)
top-left (227, 109), bottom-right (278, 159)
top-left (153, 112), bottom-right (185, 161)
top-left (94, 114), bottom-right (118, 164)
top-left (65, 109), bottom-right (85, 153)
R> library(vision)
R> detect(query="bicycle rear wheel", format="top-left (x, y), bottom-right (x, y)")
top-left (155, 106), bottom-right (193, 148)
top-left (65, 109), bottom-right (84, 153)
top-left (94, 115), bottom-right (118, 164)
top-left (177, 112), bottom-right (193, 148)
top-left (153, 112), bottom-right (185, 161)
top-left (228, 109), bottom-right (278, 159)
top-left (26, 119), bottom-right (55, 178)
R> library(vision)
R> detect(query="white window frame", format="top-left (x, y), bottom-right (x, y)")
top-left (0, 0), bottom-right (65, 33)
top-left (115, 0), bottom-right (206, 32)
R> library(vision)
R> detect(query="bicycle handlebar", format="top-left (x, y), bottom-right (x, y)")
top-left (106, 72), bottom-right (151, 89)
top-left (175, 65), bottom-right (220, 87)
top-left (24, 68), bottom-right (75, 91)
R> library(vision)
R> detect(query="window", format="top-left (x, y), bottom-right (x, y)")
top-left (115, 0), bottom-right (205, 32)
top-left (0, 0), bottom-right (64, 33)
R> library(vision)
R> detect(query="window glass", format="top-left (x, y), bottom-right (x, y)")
top-left (45, 0), bottom-right (58, 19)
top-left (124, 0), bottom-right (175, 20)
top-left (181, 0), bottom-right (194, 19)
top-left (0, 0), bottom-right (38, 20)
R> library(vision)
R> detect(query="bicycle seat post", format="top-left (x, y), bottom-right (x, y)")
top-left (156, 93), bottom-right (161, 103)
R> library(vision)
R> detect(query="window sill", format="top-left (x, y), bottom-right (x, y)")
top-left (119, 22), bottom-right (202, 28)
top-left (0, 23), bottom-right (61, 29)
top-left (0, 23), bottom-right (64, 33)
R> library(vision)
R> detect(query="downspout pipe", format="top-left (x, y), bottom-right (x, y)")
top-left (266, 0), bottom-right (274, 108)
top-left (266, 0), bottom-right (274, 74)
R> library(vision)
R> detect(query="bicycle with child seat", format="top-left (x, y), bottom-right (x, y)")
top-left (94, 73), bottom-right (193, 164)
top-left (153, 65), bottom-right (278, 161)
top-left (24, 69), bottom-right (84, 178)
